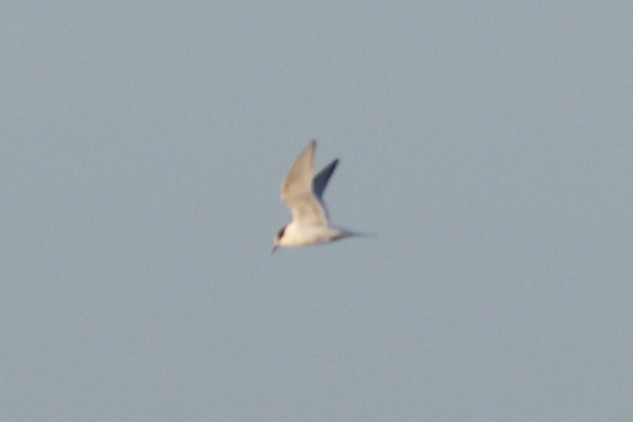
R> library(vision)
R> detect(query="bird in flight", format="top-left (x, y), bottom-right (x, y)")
top-left (272, 140), bottom-right (359, 252)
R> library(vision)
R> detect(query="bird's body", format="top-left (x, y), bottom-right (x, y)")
top-left (273, 140), bottom-right (357, 251)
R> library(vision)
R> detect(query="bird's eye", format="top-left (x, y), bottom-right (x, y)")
top-left (277, 227), bottom-right (285, 238)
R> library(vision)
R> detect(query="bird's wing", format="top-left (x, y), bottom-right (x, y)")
top-left (281, 140), bottom-right (328, 226)
top-left (312, 159), bottom-right (338, 200)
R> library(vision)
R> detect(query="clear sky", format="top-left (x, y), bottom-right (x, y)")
top-left (2, 2), bottom-right (632, 420)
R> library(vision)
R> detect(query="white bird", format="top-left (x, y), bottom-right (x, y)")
top-left (272, 140), bottom-right (358, 252)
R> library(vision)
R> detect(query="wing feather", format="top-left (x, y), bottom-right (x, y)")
top-left (280, 140), bottom-right (331, 226)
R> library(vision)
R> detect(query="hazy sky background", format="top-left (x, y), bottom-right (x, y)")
top-left (2, 2), bottom-right (632, 420)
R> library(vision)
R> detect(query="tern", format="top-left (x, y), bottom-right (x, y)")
top-left (272, 140), bottom-right (359, 252)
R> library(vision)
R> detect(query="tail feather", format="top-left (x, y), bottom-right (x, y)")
top-left (332, 229), bottom-right (369, 242)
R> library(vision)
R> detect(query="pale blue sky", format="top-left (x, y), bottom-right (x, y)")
top-left (2, 2), bottom-right (632, 420)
